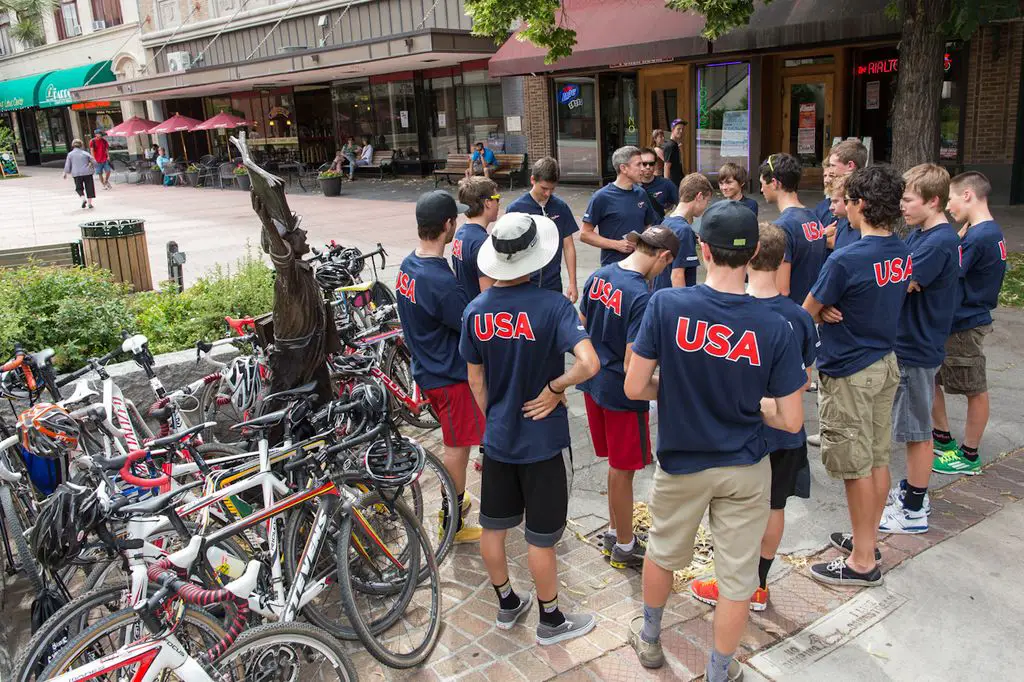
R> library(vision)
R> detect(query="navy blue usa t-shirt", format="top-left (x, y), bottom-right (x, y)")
top-left (583, 183), bottom-right (658, 265)
top-left (759, 295), bottom-right (817, 452)
top-left (776, 206), bottom-right (828, 305)
top-left (460, 284), bottom-right (589, 464)
top-left (834, 218), bottom-right (861, 250)
top-left (738, 195), bottom-right (759, 217)
top-left (451, 222), bottom-right (488, 299)
top-left (810, 235), bottom-right (911, 377)
top-left (632, 285), bottom-right (807, 474)
top-left (652, 215), bottom-right (699, 291)
top-left (396, 253), bottom-right (470, 389)
top-left (813, 197), bottom-right (833, 227)
top-left (952, 220), bottom-right (1008, 332)
top-left (642, 177), bottom-right (679, 220)
top-left (896, 223), bottom-right (960, 368)
top-left (577, 264), bottom-right (651, 412)
top-left (505, 193), bottom-right (580, 292)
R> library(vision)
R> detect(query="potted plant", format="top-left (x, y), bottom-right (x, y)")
top-left (148, 164), bottom-right (163, 185)
top-left (233, 164), bottom-right (250, 191)
top-left (185, 163), bottom-right (201, 187)
top-left (318, 168), bottom-right (342, 196)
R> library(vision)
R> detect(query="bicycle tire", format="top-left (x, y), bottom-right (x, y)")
top-left (337, 493), bottom-right (441, 669)
top-left (11, 581), bottom-right (130, 682)
top-left (0, 484), bottom-right (43, 594)
top-left (36, 603), bottom-right (227, 680)
top-left (382, 342), bottom-right (441, 430)
top-left (198, 378), bottom-right (250, 445)
top-left (414, 449), bottom-right (458, 569)
top-left (212, 620), bottom-right (358, 682)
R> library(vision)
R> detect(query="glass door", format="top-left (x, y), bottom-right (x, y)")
top-left (598, 73), bottom-right (639, 179)
top-left (642, 66), bottom-right (689, 171)
top-left (554, 76), bottom-right (599, 181)
top-left (782, 74), bottom-right (833, 189)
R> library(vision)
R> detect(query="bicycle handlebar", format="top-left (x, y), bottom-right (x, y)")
top-left (57, 346), bottom-right (124, 387)
top-left (0, 344), bottom-right (25, 372)
top-left (119, 449), bottom-right (169, 489)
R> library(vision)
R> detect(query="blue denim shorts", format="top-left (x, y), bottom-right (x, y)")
top-left (892, 362), bottom-right (938, 443)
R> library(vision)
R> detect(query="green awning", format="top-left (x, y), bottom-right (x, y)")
top-left (38, 62), bottom-right (115, 109)
top-left (0, 73), bottom-right (50, 113)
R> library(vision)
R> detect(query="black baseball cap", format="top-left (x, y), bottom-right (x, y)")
top-left (415, 190), bottom-right (468, 226)
top-left (671, 118), bottom-right (687, 128)
top-left (698, 200), bottom-right (758, 250)
top-left (626, 226), bottom-right (681, 258)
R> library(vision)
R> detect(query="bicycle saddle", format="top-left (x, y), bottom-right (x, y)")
top-left (30, 348), bottom-right (55, 367)
top-left (146, 423), bottom-right (210, 449)
top-left (230, 408), bottom-right (287, 431)
top-left (263, 381), bottom-right (318, 403)
top-left (119, 480), bottom-right (204, 517)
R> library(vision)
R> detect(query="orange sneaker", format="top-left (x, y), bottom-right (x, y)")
top-left (689, 577), bottom-right (769, 612)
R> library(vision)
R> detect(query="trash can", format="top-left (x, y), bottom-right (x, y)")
top-left (79, 219), bottom-right (153, 292)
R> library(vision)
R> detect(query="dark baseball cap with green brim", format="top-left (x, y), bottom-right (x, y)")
top-left (697, 200), bottom-right (759, 250)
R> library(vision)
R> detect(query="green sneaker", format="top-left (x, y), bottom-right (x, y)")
top-left (932, 448), bottom-right (982, 476)
top-left (933, 437), bottom-right (959, 456)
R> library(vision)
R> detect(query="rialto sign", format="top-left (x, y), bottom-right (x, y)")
top-left (41, 83), bottom-right (72, 107)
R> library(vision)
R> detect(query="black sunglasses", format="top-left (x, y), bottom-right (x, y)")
top-left (641, 161), bottom-right (657, 168)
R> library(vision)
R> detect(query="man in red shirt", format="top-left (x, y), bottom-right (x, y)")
top-left (89, 130), bottom-right (112, 189)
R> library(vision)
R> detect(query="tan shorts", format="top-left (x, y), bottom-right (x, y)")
top-left (937, 325), bottom-right (992, 395)
top-left (819, 353), bottom-right (900, 480)
top-left (646, 458), bottom-right (770, 601)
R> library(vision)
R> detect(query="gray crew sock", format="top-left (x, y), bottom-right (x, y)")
top-left (706, 649), bottom-right (733, 682)
top-left (640, 604), bottom-right (664, 643)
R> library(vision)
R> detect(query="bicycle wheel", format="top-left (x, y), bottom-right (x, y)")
top-left (198, 377), bottom-right (249, 444)
top-left (212, 621), bottom-right (357, 682)
top-left (36, 604), bottom-right (227, 680)
top-left (0, 484), bottom-right (43, 594)
top-left (404, 449), bottom-right (458, 569)
top-left (337, 492), bottom-right (441, 669)
top-left (382, 342), bottom-right (440, 430)
top-left (11, 581), bottom-right (129, 682)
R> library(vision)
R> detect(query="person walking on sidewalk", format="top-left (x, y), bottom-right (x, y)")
top-left (802, 165), bottom-right (910, 587)
top-left (932, 172), bottom-right (1008, 475)
top-left (452, 176), bottom-right (500, 300)
top-left (877, 164), bottom-right (960, 535)
top-left (89, 130), bottom-right (112, 190)
top-left (689, 222), bottom-right (817, 614)
top-left (396, 190), bottom-right (485, 545)
top-left (62, 139), bottom-right (96, 209)
top-left (581, 146), bottom-right (658, 266)
top-left (580, 227), bottom-right (679, 569)
top-left (624, 201), bottom-right (806, 679)
top-left (461, 212), bottom-right (600, 646)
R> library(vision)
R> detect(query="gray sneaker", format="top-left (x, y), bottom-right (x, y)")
top-left (600, 531), bottom-right (615, 557)
top-left (536, 612), bottom-right (596, 646)
top-left (628, 615), bottom-right (664, 668)
top-left (495, 592), bottom-right (532, 630)
top-left (706, 658), bottom-right (745, 681)
top-left (609, 537), bottom-right (646, 569)
top-left (807, 433), bottom-right (821, 447)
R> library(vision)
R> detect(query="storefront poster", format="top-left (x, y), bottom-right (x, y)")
top-left (798, 103), bottom-right (816, 130)
top-left (400, 110), bottom-right (409, 129)
top-left (437, 112), bottom-right (447, 128)
top-left (720, 110), bottom-right (749, 158)
top-left (505, 115), bottom-right (522, 132)
top-left (797, 128), bottom-right (816, 155)
top-left (866, 81), bottom-right (880, 110)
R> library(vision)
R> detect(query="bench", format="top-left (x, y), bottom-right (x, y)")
top-left (433, 153), bottom-right (528, 190)
top-left (0, 242), bottom-right (84, 269)
top-left (347, 150), bottom-right (396, 180)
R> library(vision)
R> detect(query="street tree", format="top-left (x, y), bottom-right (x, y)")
top-left (466, 0), bottom-right (1020, 172)
top-left (0, 0), bottom-right (58, 47)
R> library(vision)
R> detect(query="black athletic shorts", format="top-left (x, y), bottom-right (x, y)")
top-left (478, 450), bottom-right (572, 547)
top-left (769, 444), bottom-right (810, 510)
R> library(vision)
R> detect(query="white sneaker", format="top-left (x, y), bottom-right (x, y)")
top-left (807, 433), bottom-right (821, 447)
top-left (878, 502), bottom-right (928, 534)
top-left (885, 485), bottom-right (931, 515)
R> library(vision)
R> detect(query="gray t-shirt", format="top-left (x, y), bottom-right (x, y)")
top-left (64, 148), bottom-right (95, 177)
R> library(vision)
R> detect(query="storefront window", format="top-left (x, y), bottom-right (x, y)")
top-left (554, 77), bottom-right (598, 180)
top-left (75, 103), bottom-right (126, 154)
top-left (939, 45), bottom-right (964, 162)
top-left (457, 70), bottom-right (504, 153)
top-left (331, 80), bottom-right (375, 148)
top-left (695, 62), bottom-right (750, 177)
top-left (599, 73), bottom-right (639, 176)
top-left (427, 75), bottom-right (461, 160)
top-left (35, 108), bottom-right (68, 155)
top-left (225, 89), bottom-right (297, 159)
top-left (372, 79), bottom-right (418, 159)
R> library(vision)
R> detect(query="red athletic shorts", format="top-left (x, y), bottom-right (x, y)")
top-left (424, 382), bottom-right (485, 447)
top-left (583, 394), bottom-right (652, 471)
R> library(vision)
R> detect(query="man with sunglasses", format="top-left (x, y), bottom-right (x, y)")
top-left (582, 146), bottom-right (658, 266)
top-left (639, 148), bottom-right (678, 221)
top-left (453, 177), bottom-right (501, 300)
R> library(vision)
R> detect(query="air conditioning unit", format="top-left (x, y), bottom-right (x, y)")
top-left (166, 51), bottom-right (192, 72)
top-left (92, 19), bottom-right (106, 30)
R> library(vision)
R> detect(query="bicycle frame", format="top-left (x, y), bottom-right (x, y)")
top-left (340, 329), bottom-right (430, 416)
top-left (47, 630), bottom-right (214, 682)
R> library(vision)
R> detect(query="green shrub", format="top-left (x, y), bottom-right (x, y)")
top-left (318, 169), bottom-right (342, 179)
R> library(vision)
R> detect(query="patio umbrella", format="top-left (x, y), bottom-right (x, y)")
top-left (148, 113), bottom-right (204, 162)
top-left (106, 115), bottom-right (161, 137)
top-left (196, 112), bottom-right (250, 159)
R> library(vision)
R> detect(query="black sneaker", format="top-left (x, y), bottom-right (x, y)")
top-left (809, 557), bottom-right (883, 587)
top-left (829, 532), bottom-right (881, 562)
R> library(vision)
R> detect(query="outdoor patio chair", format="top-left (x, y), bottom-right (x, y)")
top-left (109, 158), bottom-right (133, 185)
top-left (196, 158), bottom-right (219, 187)
top-left (217, 162), bottom-right (236, 189)
top-left (297, 162), bottom-right (329, 193)
top-left (162, 161), bottom-right (185, 186)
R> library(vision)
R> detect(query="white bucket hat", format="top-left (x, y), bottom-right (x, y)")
top-left (477, 212), bottom-right (560, 281)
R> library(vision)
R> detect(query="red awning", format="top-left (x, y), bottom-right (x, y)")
top-left (488, 0), bottom-right (709, 78)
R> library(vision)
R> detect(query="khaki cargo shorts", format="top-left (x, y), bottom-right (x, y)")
top-left (646, 458), bottom-right (770, 601)
top-left (937, 325), bottom-right (992, 395)
top-left (819, 353), bottom-right (900, 480)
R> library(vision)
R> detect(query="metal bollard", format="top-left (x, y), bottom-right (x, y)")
top-left (166, 241), bottom-right (186, 292)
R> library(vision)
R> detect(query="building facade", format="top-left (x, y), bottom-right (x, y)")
top-left (0, 0), bottom-right (146, 164)
top-left (489, 0), bottom-right (1024, 204)
top-left (71, 0), bottom-right (523, 172)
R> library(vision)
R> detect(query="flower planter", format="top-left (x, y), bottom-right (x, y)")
top-left (235, 174), bottom-right (251, 191)
top-left (320, 176), bottom-right (342, 197)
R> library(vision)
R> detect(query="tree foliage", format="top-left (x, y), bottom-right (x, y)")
top-left (465, 0), bottom-right (576, 63)
top-left (0, 0), bottom-right (58, 47)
